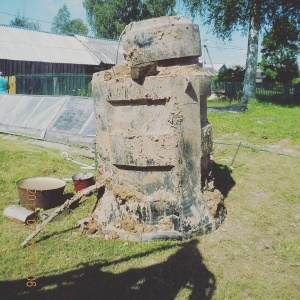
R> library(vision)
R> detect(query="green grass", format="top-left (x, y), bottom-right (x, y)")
top-left (208, 99), bottom-right (300, 148)
top-left (0, 100), bottom-right (300, 300)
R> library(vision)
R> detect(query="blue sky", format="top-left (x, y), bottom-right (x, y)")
top-left (0, 0), bottom-right (264, 67)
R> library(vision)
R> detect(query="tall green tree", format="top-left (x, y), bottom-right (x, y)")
top-left (83, 0), bottom-right (176, 39)
top-left (183, 0), bottom-right (300, 102)
top-left (218, 65), bottom-right (245, 82)
top-left (51, 4), bottom-right (89, 35)
top-left (51, 4), bottom-right (71, 34)
top-left (68, 19), bottom-right (89, 35)
top-left (260, 16), bottom-right (299, 83)
top-left (10, 12), bottom-right (40, 30)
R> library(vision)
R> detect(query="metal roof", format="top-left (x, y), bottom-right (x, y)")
top-left (75, 35), bottom-right (124, 65)
top-left (204, 63), bottom-right (226, 76)
top-left (0, 25), bottom-right (99, 65)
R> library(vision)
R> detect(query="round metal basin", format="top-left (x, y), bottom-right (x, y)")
top-left (72, 172), bottom-right (94, 192)
top-left (16, 177), bottom-right (66, 210)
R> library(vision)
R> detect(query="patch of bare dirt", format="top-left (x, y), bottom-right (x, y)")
top-left (79, 217), bottom-right (101, 236)
top-left (113, 184), bottom-right (144, 202)
top-left (114, 215), bottom-right (145, 235)
top-left (79, 212), bottom-right (176, 240)
top-left (203, 189), bottom-right (225, 217)
top-left (266, 139), bottom-right (300, 155)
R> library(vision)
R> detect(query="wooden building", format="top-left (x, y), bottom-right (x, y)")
top-left (0, 24), bottom-right (124, 76)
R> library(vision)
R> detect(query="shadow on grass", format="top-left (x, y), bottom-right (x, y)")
top-left (207, 103), bottom-right (248, 112)
top-left (212, 162), bottom-right (236, 198)
top-left (37, 227), bottom-right (77, 242)
top-left (62, 193), bottom-right (75, 201)
top-left (256, 95), bottom-right (300, 107)
top-left (1, 240), bottom-right (215, 300)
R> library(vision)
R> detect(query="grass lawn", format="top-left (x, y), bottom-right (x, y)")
top-left (0, 100), bottom-right (299, 300)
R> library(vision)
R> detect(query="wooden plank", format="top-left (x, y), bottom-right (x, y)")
top-left (131, 62), bottom-right (158, 80)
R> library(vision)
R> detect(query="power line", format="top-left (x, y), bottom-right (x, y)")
top-left (202, 37), bottom-right (247, 51)
top-left (207, 45), bottom-right (246, 51)
top-left (0, 11), bottom-right (52, 24)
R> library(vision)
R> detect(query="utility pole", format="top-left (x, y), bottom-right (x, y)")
top-left (203, 39), bottom-right (207, 65)
top-left (23, 0), bottom-right (26, 20)
top-left (203, 40), bottom-right (215, 71)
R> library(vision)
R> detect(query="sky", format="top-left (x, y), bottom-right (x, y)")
top-left (0, 0), bottom-right (264, 67)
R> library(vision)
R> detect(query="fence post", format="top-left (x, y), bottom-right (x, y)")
top-left (7, 76), bottom-right (16, 94)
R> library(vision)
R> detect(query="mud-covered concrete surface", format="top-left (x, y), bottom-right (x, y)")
top-left (122, 16), bottom-right (201, 65)
top-left (90, 16), bottom-right (226, 240)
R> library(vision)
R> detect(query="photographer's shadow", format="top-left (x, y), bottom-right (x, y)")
top-left (1, 239), bottom-right (215, 300)
top-left (113, 239), bottom-right (216, 300)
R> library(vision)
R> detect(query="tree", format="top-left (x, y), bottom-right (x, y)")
top-left (183, 0), bottom-right (300, 102)
top-left (218, 65), bottom-right (245, 82)
top-left (51, 4), bottom-right (71, 34)
top-left (83, 0), bottom-right (176, 39)
top-left (51, 4), bottom-right (89, 35)
top-left (10, 11), bottom-right (40, 30)
top-left (260, 16), bottom-right (299, 83)
top-left (68, 19), bottom-right (89, 35)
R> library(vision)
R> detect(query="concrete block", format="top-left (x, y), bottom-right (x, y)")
top-left (122, 16), bottom-right (201, 65)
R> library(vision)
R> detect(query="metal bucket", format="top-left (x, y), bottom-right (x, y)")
top-left (16, 177), bottom-right (66, 210)
top-left (72, 173), bottom-right (94, 192)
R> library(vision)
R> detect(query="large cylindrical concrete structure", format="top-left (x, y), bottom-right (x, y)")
top-left (92, 16), bottom-right (225, 241)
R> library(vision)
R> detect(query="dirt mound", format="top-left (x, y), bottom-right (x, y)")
top-left (204, 189), bottom-right (225, 217)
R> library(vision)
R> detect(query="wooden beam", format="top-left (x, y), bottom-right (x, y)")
top-left (131, 62), bottom-right (158, 80)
